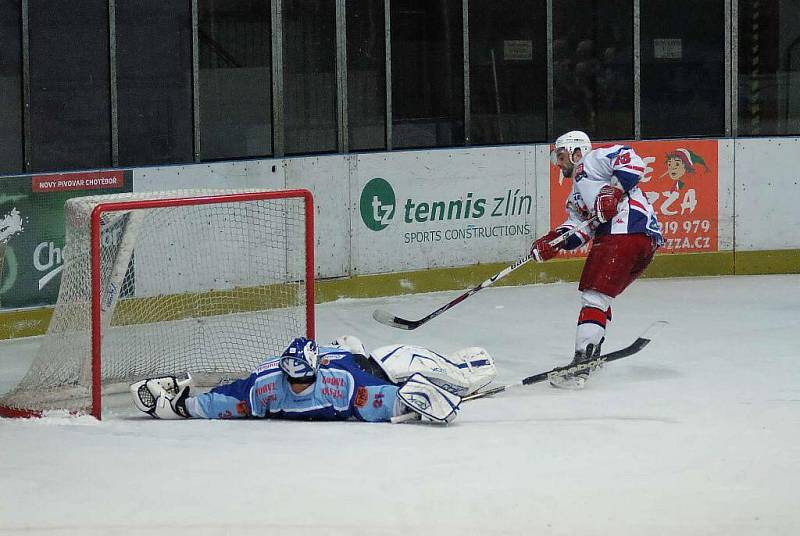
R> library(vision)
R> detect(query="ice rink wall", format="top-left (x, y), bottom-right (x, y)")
top-left (0, 137), bottom-right (798, 338)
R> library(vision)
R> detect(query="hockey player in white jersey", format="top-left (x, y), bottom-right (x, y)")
top-left (530, 130), bottom-right (663, 389)
top-left (130, 336), bottom-right (496, 424)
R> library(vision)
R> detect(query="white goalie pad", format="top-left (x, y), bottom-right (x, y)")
top-left (446, 347), bottom-right (497, 395)
top-left (371, 344), bottom-right (496, 396)
top-left (397, 373), bottom-right (461, 424)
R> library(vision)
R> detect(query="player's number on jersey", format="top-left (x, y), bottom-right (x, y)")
top-left (614, 152), bottom-right (631, 166)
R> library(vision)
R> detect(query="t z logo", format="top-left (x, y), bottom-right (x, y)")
top-left (371, 196), bottom-right (395, 226)
top-left (360, 178), bottom-right (396, 231)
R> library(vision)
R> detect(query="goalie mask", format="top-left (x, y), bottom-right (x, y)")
top-left (279, 337), bottom-right (319, 380)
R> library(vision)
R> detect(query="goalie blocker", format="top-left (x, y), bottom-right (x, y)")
top-left (131, 336), bottom-right (497, 424)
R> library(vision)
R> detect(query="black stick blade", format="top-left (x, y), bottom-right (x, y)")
top-left (372, 309), bottom-right (419, 330)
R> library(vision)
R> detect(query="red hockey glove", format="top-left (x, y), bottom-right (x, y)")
top-left (595, 185), bottom-right (624, 223)
top-left (531, 229), bottom-right (565, 262)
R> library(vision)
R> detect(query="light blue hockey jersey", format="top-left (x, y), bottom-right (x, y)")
top-left (185, 346), bottom-right (402, 422)
top-left (558, 144), bottom-right (664, 250)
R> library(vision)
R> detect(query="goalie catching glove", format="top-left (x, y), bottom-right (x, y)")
top-left (397, 373), bottom-right (462, 424)
top-left (130, 375), bottom-right (193, 419)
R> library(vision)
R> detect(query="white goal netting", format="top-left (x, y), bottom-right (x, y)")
top-left (0, 189), bottom-right (313, 417)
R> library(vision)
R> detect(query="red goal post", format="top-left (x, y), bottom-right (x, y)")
top-left (0, 189), bottom-right (315, 419)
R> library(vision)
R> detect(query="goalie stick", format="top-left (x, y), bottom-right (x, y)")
top-left (372, 217), bottom-right (598, 331)
top-left (463, 320), bottom-right (668, 401)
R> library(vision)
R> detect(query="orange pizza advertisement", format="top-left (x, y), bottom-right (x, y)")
top-left (549, 139), bottom-right (719, 256)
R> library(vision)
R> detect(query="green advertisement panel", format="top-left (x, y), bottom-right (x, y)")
top-left (0, 170), bottom-right (132, 309)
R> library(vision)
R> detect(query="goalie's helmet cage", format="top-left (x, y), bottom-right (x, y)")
top-left (550, 130), bottom-right (592, 165)
top-left (279, 337), bottom-right (319, 380)
top-left (0, 189), bottom-right (315, 419)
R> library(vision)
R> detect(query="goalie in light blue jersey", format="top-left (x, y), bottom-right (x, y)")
top-left (131, 336), bottom-right (496, 425)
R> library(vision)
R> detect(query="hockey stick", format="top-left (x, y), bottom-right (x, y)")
top-left (372, 217), bottom-right (598, 330)
top-left (463, 320), bottom-right (668, 401)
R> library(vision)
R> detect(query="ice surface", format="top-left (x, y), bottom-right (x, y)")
top-left (1, 274), bottom-right (799, 535)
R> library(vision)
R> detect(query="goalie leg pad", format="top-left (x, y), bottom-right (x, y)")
top-left (446, 347), bottom-right (497, 395)
top-left (371, 345), bottom-right (486, 396)
top-left (397, 373), bottom-right (462, 424)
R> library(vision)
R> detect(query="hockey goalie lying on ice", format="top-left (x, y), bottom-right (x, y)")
top-left (131, 336), bottom-right (496, 425)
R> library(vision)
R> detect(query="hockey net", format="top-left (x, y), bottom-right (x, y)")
top-left (0, 189), bottom-right (314, 419)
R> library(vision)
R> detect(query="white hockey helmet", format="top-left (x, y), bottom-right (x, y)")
top-left (279, 337), bottom-right (319, 380)
top-left (550, 130), bottom-right (592, 165)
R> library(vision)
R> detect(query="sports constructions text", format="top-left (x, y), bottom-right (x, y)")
top-left (405, 223), bottom-right (531, 244)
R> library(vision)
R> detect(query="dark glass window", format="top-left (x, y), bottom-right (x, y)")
top-left (28, 0), bottom-right (110, 172)
top-left (552, 0), bottom-right (633, 141)
top-left (116, 0), bottom-right (194, 166)
top-left (469, 0), bottom-right (546, 145)
top-left (283, 0), bottom-right (337, 155)
top-left (738, 0), bottom-right (800, 136)
top-left (347, 0), bottom-right (386, 152)
top-left (391, 0), bottom-right (464, 149)
top-left (640, 0), bottom-right (725, 138)
top-left (0, 1), bottom-right (22, 174)
top-left (199, 0), bottom-right (272, 160)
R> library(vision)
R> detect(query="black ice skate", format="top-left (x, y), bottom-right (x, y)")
top-left (549, 341), bottom-right (602, 390)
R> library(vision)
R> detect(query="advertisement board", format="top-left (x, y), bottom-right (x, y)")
top-left (0, 170), bottom-right (132, 309)
top-left (549, 140), bottom-right (719, 256)
top-left (353, 148), bottom-right (536, 274)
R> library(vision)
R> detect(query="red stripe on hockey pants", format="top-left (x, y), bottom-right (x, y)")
top-left (578, 233), bottom-right (657, 298)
